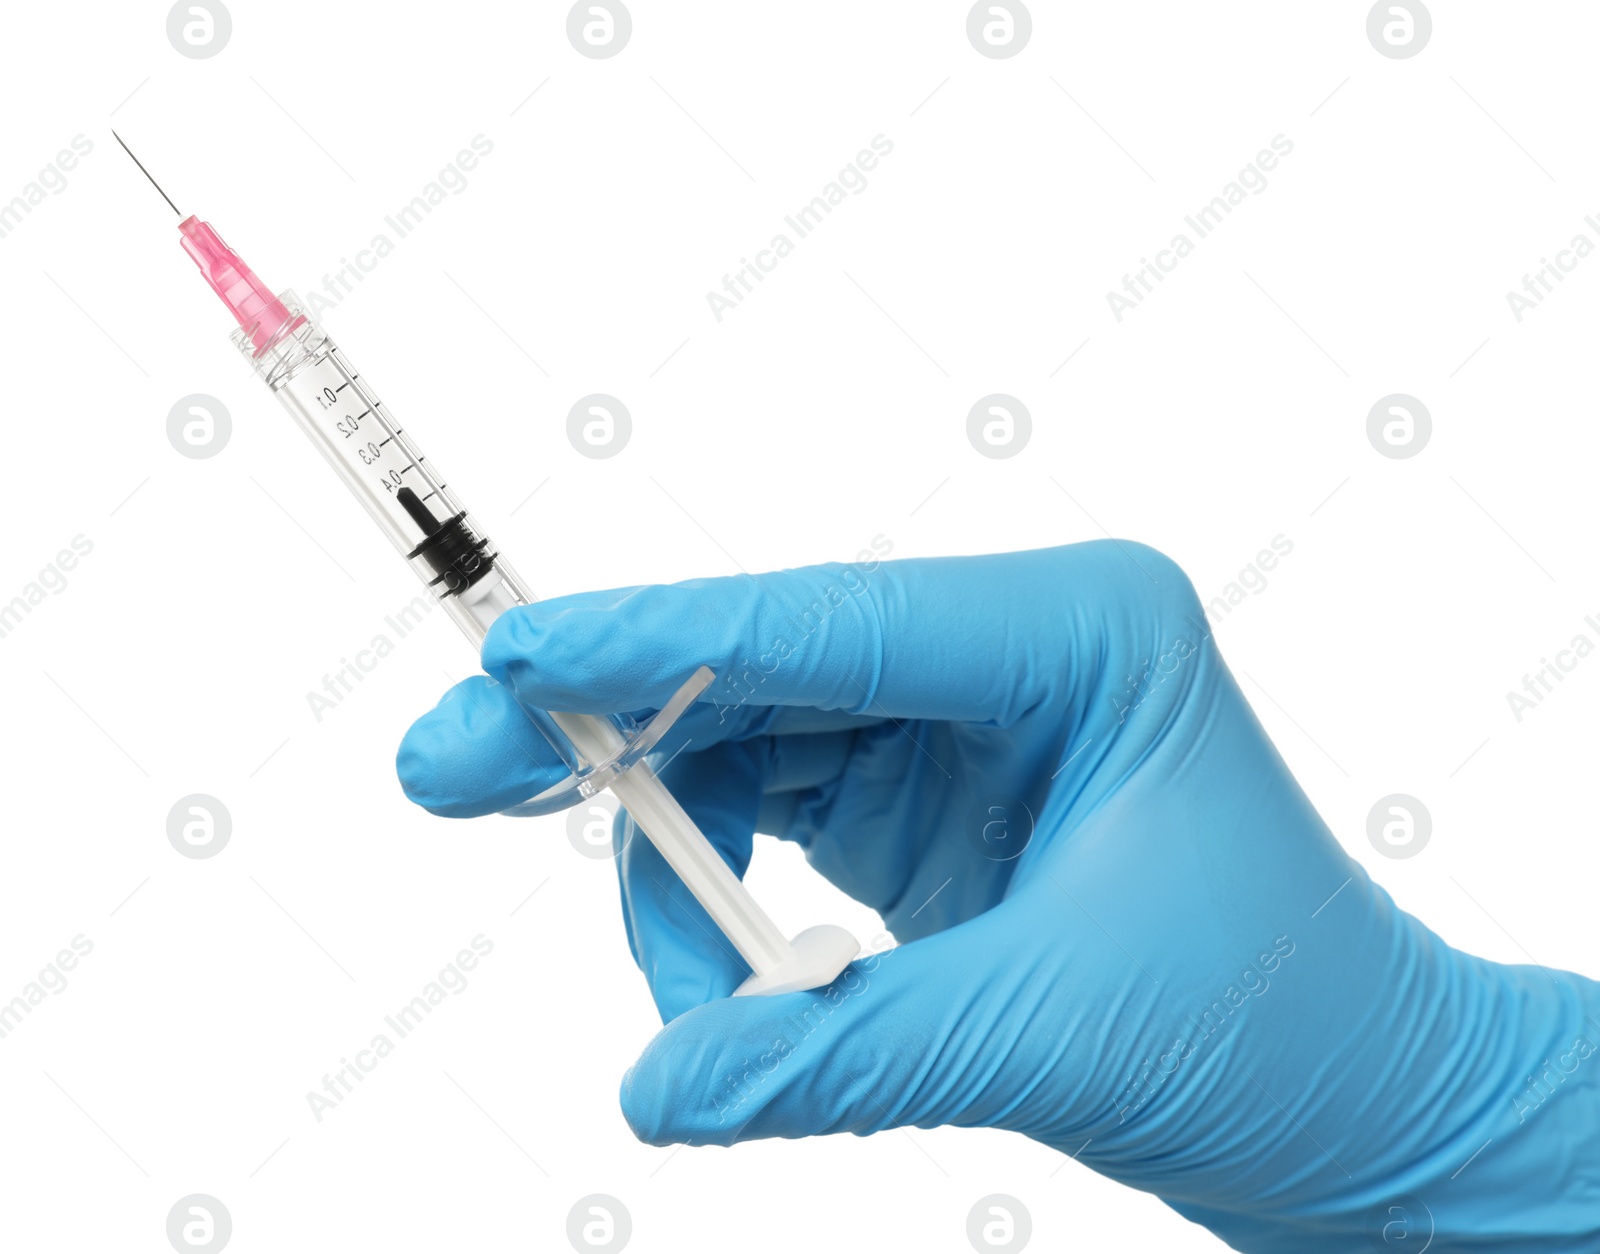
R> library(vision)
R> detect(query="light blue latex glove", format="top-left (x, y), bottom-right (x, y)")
top-left (398, 543), bottom-right (1600, 1252)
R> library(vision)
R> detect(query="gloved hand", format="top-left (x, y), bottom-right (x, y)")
top-left (398, 543), bottom-right (1600, 1252)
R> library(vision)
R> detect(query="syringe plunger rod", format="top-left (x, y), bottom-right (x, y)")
top-left (172, 216), bottom-right (856, 994)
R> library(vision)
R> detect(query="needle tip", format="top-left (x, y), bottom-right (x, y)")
top-left (112, 130), bottom-right (182, 217)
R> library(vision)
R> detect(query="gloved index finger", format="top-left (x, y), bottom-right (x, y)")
top-left (483, 543), bottom-right (1184, 725)
top-left (482, 565), bottom-right (889, 716)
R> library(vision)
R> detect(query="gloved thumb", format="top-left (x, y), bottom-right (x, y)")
top-left (618, 902), bottom-right (1040, 1146)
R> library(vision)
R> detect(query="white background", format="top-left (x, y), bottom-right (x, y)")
top-left (1, 2), bottom-right (1597, 1250)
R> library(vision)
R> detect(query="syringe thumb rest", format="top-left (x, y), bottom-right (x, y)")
top-left (499, 665), bottom-right (858, 998)
top-left (178, 216), bottom-right (305, 354)
top-left (732, 925), bottom-right (861, 997)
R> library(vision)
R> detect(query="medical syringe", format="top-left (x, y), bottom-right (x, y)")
top-left (116, 134), bottom-right (856, 997)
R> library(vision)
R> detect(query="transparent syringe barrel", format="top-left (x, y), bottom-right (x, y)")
top-left (234, 290), bottom-right (530, 648)
top-left (236, 289), bottom-right (594, 781)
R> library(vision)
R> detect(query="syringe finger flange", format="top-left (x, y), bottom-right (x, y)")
top-left (498, 665), bottom-right (717, 817)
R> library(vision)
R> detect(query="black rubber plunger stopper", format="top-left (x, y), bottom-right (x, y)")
top-left (398, 487), bottom-right (495, 595)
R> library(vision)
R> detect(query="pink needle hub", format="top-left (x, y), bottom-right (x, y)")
top-left (177, 215), bottom-right (304, 354)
